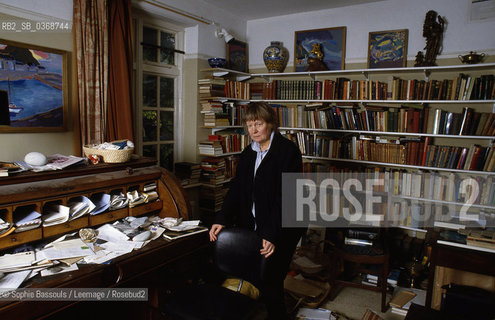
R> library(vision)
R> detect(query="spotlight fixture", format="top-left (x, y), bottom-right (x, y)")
top-left (215, 28), bottom-right (234, 43)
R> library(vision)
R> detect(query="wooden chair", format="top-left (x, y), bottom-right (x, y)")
top-left (327, 229), bottom-right (390, 313)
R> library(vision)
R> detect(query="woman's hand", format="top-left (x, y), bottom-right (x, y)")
top-left (260, 239), bottom-right (275, 258)
top-left (209, 224), bottom-right (225, 242)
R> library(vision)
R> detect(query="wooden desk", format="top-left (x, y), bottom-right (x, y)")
top-left (426, 241), bottom-right (495, 308)
top-left (0, 232), bottom-right (210, 320)
top-left (0, 159), bottom-right (208, 319)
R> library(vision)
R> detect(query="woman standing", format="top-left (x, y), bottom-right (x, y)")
top-left (209, 101), bottom-right (304, 320)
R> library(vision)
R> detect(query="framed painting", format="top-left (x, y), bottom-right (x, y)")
top-left (226, 39), bottom-right (248, 73)
top-left (367, 29), bottom-right (408, 69)
top-left (294, 27), bottom-right (346, 72)
top-left (0, 39), bottom-right (68, 132)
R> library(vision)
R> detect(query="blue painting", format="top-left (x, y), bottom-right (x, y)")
top-left (368, 29), bottom-right (408, 69)
top-left (0, 40), bottom-right (66, 131)
top-left (294, 27), bottom-right (346, 72)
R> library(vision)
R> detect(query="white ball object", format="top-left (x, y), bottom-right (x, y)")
top-left (24, 152), bottom-right (48, 166)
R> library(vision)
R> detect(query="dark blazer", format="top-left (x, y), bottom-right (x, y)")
top-left (215, 132), bottom-right (303, 245)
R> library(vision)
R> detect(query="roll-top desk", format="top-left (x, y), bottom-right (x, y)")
top-left (0, 158), bottom-right (210, 319)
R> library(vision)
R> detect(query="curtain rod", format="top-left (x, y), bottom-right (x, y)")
top-left (140, 0), bottom-right (213, 25)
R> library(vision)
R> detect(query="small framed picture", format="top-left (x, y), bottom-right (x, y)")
top-left (367, 29), bottom-right (408, 69)
top-left (294, 27), bottom-right (346, 72)
top-left (226, 39), bottom-right (248, 73)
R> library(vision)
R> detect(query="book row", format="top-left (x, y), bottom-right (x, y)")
top-left (199, 78), bottom-right (250, 100)
top-left (198, 131), bottom-right (250, 156)
top-left (250, 74), bottom-right (495, 101)
top-left (302, 165), bottom-right (495, 206)
top-left (272, 104), bottom-right (434, 134)
top-left (200, 101), bottom-right (248, 127)
top-left (432, 107), bottom-right (495, 136)
top-left (284, 131), bottom-right (495, 172)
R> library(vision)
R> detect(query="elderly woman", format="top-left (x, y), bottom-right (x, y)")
top-left (209, 101), bottom-right (304, 320)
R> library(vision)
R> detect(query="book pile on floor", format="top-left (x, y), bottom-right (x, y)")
top-left (199, 184), bottom-right (228, 213)
top-left (200, 157), bottom-right (226, 185)
top-left (174, 162), bottom-right (201, 186)
top-left (389, 286), bottom-right (426, 316)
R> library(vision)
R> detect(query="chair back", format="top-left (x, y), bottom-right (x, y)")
top-left (213, 227), bottom-right (266, 288)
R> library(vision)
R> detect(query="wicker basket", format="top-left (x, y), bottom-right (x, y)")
top-left (83, 141), bottom-right (134, 163)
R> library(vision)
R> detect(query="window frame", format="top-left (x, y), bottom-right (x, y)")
top-left (133, 16), bottom-right (184, 170)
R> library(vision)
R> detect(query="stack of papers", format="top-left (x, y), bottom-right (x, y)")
top-left (127, 190), bottom-right (146, 208)
top-left (42, 204), bottom-right (70, 227)
top-left (162, 220), bottom-right (208, 241)
top-left (89, 193), bottom-right (110, 216)
top-left (67, 196), bottom-right (95, 220)
top-left (14, 207), bottom-right (42, 232)
top-left (296, 307), bottom-right (335, 320)
top-left (109, 192), bottom-right (128, 210)
top-left (0, 218), bottom-right (14, 237)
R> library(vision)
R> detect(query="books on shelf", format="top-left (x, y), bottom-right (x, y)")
top-left (250, 74), bottom-right (495, 102)
top-left (174, 162), bottom-right (201, 186)
top-left (200, 157), bottom-right (226, 185)
top-left (365, 269), bottom-right (400, 288)
top-left (198, 140), bottom-right (224, 156)
top-left (199, 184), bottom-right (228, 212)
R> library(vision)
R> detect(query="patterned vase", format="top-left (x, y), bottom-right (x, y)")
top-left (263, 41), bottom-right (289, 73)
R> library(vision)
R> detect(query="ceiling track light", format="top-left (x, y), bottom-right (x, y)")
top-left (215, 28), bottom-right (234, 43)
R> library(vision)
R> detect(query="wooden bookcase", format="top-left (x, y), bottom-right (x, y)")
top-left (246, 63), bottom-right (495, 233)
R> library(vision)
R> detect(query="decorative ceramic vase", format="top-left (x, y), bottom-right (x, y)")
top-left (263, 41), bottom-right (289, 73)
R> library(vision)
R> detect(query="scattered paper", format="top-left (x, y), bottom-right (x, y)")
top-left (0, 270), bottom-right (32, 289)
top-left (97, 224), bottom-right (129, 242)
top-left (41, 263), bottom-right (79, 277)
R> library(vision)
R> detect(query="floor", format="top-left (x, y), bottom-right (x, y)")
top-left (252, 286), bottom-right (406, 320)
top-left (319, 287), bottom-right (404, 320)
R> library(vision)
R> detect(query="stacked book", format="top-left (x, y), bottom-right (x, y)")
top-left (174, 162), bottom-right (201, 186)
top-left (200, 157), bottom-right (226, 185)
top-left (198, 140), bottom-right (224, 156)
top-left (362, 269), bottom-right (400, 289)
top-left (198, 77), bottom-right (226, 99)
top-left (199, 184), bottom-right (228, 213)
top-left (201, 101), bottom-right (231, 127)
top-left (389, 287), bottom-right (426, 316)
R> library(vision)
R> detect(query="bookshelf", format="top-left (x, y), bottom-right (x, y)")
top-left (198, 64), bottom-right (495, 237)
top-left (197, 68), bottom-right (252, 217)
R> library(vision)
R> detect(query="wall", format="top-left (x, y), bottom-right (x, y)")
top-left (0, 1), bottom-right (74, 162)
top-left (247, 0), bottom-right (495, 71)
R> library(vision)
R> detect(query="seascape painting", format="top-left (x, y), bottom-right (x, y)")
top-left (294, 27), bottom-right (346, 72)
top-left (0, 40), bottom-right (66, 132)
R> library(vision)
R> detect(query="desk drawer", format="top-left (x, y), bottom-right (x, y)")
top-left (0, 228), bottom-right (42, 249)
top-left (43, 216), bottom-right (89, 238)
top-left (129, 200), bottom-right (162, 217)
top-left (89, 208), bottom-right (128, 226)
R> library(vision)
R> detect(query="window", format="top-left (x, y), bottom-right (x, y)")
top-left (134, 18), bottom-right (183, 171)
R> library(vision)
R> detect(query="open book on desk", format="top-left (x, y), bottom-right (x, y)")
top-left (163, 226), bottom-right (208, 241)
